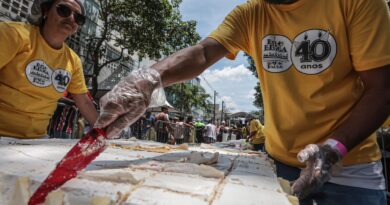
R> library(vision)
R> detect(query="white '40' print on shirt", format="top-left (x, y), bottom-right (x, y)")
top-left (25, 60), bottom-right (72, 93)
top-left (262, 29), bottom-right (337, 75)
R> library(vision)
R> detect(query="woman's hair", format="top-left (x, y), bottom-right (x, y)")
top-left (28, 0), bottom-right (85, 26)
top-left (39, 0), bottom-right (55, 26)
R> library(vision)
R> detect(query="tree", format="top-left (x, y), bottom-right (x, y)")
top-left (86, 0), bottom-right (201, 97)
top-left (244, 53), bottom-right (263, 109)
top-left (253, 82), bottom-right (264, 109)
top-left (165, 83), bottom-right (212, 115)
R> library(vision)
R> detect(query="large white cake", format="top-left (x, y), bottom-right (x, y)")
top-left (0, 138), bottom-right (297, 205)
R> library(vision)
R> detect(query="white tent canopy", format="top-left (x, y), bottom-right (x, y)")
top-left (149, 100), bottom-right (174, 109)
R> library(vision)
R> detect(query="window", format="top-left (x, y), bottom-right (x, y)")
top-left (12, 2), bottom-right (19, 8)
top-left (1, 3), bottom-right (10, 9)
top-left (21, 6), bottom-right (27, 12)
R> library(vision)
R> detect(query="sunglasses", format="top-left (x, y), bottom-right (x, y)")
top-left (56, 4), bottom-right (86, 26)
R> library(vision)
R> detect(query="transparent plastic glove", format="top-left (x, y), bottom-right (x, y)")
top-left (94, 68), bottom-right (164, 138)
top-left (291, 144), bottom-right (341, 199)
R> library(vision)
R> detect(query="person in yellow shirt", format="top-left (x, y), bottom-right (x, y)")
top-left (383, 116), bottom-right (390, 128)
top-left (248, 117), bottom-right (265, 151)
top-left (0, 0), bottom-right (98, 139)
top-left (93, 0), bottom-right (390, 204)
top-left (241, 122), bottom-right (248, 139)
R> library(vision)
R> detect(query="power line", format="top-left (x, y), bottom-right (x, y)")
top-left (200, 74), bottom-right (233, 112)
top-left (200, 74), bottom-right (215, 92)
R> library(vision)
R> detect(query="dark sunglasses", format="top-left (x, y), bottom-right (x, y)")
top-left (56, 4), bottom-right (86, 26)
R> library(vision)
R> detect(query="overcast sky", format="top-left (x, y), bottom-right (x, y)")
top-left (179, 0), bottom-right (259, 113)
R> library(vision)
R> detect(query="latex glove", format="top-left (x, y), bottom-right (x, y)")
top-left (291, 143), bottom-right (341, 199)
top-left (94, 68), bottom-right (162, 138)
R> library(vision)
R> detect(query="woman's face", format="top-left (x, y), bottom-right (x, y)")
top-left (43, 0), bottom-right (83, 38)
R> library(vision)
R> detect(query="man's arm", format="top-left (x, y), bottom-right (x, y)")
top-left (248, 131), bottom-right (256, 140)
top-left (71, 93), bottom-right (99, 126)
top-left (332, 65), bottom-right (390, 150)
top-left (152, 38), bottom-right (229, 87)
top-left (95, 38), bottom-right (228, 138)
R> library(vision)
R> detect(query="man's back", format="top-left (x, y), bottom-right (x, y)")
top-left (209, 0), bottom-right (389, 167)
top-left (249, 119), bottom-right (265, 145)
top-left (156, 112), bottom-right (169, 132)
top-left (205, 123), bottom-right (216, 139)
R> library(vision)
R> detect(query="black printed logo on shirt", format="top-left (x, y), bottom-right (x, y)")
top-left (26, 60), bottom-right (53, 87)
top-left (25, 60), bottom-right (71, 92)
top-left (292, 29), bottom-right (337, 74)
top-left (52, 69), bottom-right (71, 92)
top-left (262, 29), bottom-right (337, 74)
top-left (262, 35), bottom-right (293, 72)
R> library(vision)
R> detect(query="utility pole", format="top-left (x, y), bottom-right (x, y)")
top-left (180, 83), bottom-right (184, 114)
top-left (220, 101), bottom-right (224, 123)
top-left (213, 91), bottom-right (216, 124)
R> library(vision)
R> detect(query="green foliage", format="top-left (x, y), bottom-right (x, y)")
top-left (245, 53), bottom-right (258, 78)
top-left (244, 53), bottom-right (263, 109)
top-left (87, 0), bottom-right (200, 97)
top-left (253, 82), bottom-right (264, 109)
top-left (110, 0), bottom-right (200, 60)
top-left (165, 83), bottom-right (211, 114)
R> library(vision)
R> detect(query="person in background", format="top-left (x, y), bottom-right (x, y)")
top-left (194, 119), bottom-right (206, 143)
top-left (141, 111), bottom-right (155, 140)
top-left (217, 121), bottom-right (227, 142)
top-left (0, 0), bottom-right (98, 139)
top-left (241, 121), bottom-right (248, 140)
top-left (95, 0), bottom-right (390, 204)
top-left (173, 116), bottom-right (185, 144)
top-left (235, 122), bottom-right (243, 140)
top-left (204, 119), bottom-right (217, 143)
top-left (155, 106), bottom-right (171, 143)
top-left (247, 117), bottom-right (265, 151)
top-left (184, 115), bottom-right (195, 143)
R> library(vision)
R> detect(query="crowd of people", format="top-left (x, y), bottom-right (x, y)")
top-left (120, 107), bottom-right (266, 151)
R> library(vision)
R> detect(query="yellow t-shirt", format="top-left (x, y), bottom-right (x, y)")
top-left (249, 119), bottom-right (265, 144)
top-left (383, 116), bottom-right (390, 127)
top-left (209, 0), bottom-right (390, 167)
top-left (0, 22), bottom-right (88, 138)
top-left (242, 126), bottom-right (247, 137)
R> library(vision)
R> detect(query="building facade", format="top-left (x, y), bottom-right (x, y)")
top-left (0, 0), bottom-right (31, 21)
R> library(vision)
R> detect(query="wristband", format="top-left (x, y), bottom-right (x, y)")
top-left (324, 138), bottom-right (348, 157)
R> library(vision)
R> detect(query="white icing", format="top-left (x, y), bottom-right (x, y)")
top-left (0, 138), bottom-right (292, 205)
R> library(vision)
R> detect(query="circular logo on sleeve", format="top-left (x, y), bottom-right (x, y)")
top-left (52, 69), bottom-right (72, 92)
top-left (25, 60), bottom-right (53, 87)
top-left (291, 29), bottom-right (337, 74)
top-left (262, 35), bottom-right (293, 73)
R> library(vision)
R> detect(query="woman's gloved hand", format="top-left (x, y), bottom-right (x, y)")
top-left (94, 68), bottom-right (162, 138)
top-left (291, 141), bottom-right (343, 199)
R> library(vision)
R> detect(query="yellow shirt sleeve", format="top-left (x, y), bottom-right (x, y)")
top-left (383, 116), bottom-right (390, 127)
top-left (249, 120), bottom-right (259, 133)
top-left (0, 22), bottom-right (24, 69)
top-left (66, 54), bottom-right (88, 94)
top-left (208, 1), bottom-right (256, 60)
top-left (348, 0), bottom-right (390, 71)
